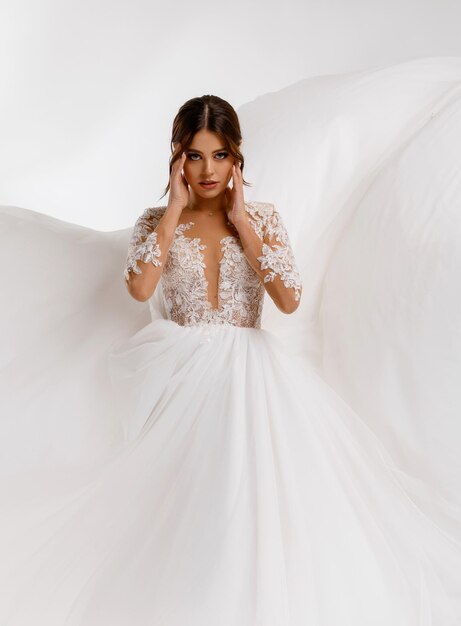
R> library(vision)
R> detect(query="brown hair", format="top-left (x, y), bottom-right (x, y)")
top-left (159, 94), bottom-right (251, 200)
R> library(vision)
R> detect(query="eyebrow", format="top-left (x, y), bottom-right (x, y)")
top-left (186, 147), bottom-right (227, 154)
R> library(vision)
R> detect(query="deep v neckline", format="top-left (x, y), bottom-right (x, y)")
top-left (174, 221), bottom-right (241, 311)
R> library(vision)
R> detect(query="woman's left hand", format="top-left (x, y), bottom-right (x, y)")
top-left (225, 163), bottom-right (247, 226)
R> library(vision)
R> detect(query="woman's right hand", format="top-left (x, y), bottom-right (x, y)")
top-left (167, 151), bottom-right (189, 212)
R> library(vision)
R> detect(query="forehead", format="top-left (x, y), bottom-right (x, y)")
top-left (188, 129), bottom-right (225, 151)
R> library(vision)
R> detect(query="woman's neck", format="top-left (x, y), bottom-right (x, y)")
top-left (186, 190), bottom-right (227, 214)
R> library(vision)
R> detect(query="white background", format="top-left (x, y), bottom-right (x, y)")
top-left (1, 0), bottom-right (461, 229)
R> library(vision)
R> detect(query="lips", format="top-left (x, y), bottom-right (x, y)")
top-left (200, 181), bottom-right (218, 184)
top-left (199, 181), bottom-right (219, 188)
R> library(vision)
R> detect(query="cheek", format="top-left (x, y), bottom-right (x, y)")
top-left (183, 161), bottom-right (198, 179)
top-left (220, 160), bottom-right (233, 178)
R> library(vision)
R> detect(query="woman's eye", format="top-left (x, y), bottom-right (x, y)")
top-left (187, 152), bottom-right (229, 161)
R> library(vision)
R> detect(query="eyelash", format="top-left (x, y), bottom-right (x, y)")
top-left (187, 152), bottom-right (228, 161)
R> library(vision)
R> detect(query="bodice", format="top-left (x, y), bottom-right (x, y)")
top-left (161, 211), bottom-right (265, 328)
top-left (124, 201), bottom-right (302, 330)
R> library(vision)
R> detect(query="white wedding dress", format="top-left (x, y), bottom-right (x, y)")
top-left (1, 57), bottom-right (461, 625)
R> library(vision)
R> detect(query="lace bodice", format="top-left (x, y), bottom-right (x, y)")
top-left (124, 201), bottom-right (302, 329)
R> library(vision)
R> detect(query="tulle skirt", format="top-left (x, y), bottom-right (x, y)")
top-left (1, 317), bottom-right (460, 625)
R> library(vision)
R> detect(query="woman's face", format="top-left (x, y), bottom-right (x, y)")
top-left (179, 129), bottom-right (238, 199)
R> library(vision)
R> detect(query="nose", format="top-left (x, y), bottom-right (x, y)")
top-left (202, 158), bottom-right (215, 176)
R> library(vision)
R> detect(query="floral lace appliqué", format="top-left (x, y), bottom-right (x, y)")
top-left (243, 201), bottom-right (302, 301)
top-left (123, 202), bottom-right (301, 328)
top-left (124, 207), bottom-right (164, 282)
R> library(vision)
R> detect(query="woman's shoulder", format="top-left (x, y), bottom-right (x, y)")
top-left (134, 205), bottom-right (168, 227)
top-left (243, 200), bottom-right (282, 237)
top-left (244, 200), bottom-right (275, 217)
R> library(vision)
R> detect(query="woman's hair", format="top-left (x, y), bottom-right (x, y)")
top-left (159, 95), bottom-right (251, 199)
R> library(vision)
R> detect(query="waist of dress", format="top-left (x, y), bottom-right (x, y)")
top-left (178, 319), bottom-right (261, 342)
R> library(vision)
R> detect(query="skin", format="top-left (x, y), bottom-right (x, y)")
top-left (127, 129), bottom-right (301, 313)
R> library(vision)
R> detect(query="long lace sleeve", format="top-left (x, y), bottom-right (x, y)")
top-left (124, 207), bottom-right (165, 282)
top-left (245, 202), bottom-right (303, 303)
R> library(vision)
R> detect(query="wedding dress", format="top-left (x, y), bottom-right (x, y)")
top-left (0, 198), bottom-right (460, 626)
top-left (2, 57), bottom-right (461, 625)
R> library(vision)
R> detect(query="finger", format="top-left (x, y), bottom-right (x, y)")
top-left (173, 151), bottom-right (186, 171)
top-left (233, 164), bottom-right (241, 186)
top-left (181, 173), bottom-right (188, 187)
top-left (173, 153), bottom-right (187, 179)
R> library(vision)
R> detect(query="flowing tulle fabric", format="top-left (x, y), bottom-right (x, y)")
top-left (1, 56), bottom-right (461, 625)
top-left (1, 319), bottom-right (460, 625)
top-left (237, 57), bottom-right (461, 507)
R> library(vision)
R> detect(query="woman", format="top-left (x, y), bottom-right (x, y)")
top-left (0, 95), bottom-right (460, 625)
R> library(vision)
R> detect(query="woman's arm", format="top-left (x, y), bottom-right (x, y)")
top-left (234, 203), bottom-right (302, 314)
top-left (124, 203), bottom-right (183, 302)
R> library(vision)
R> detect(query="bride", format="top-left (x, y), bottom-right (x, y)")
top-left (0, 93), bottom-right (460, 626)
